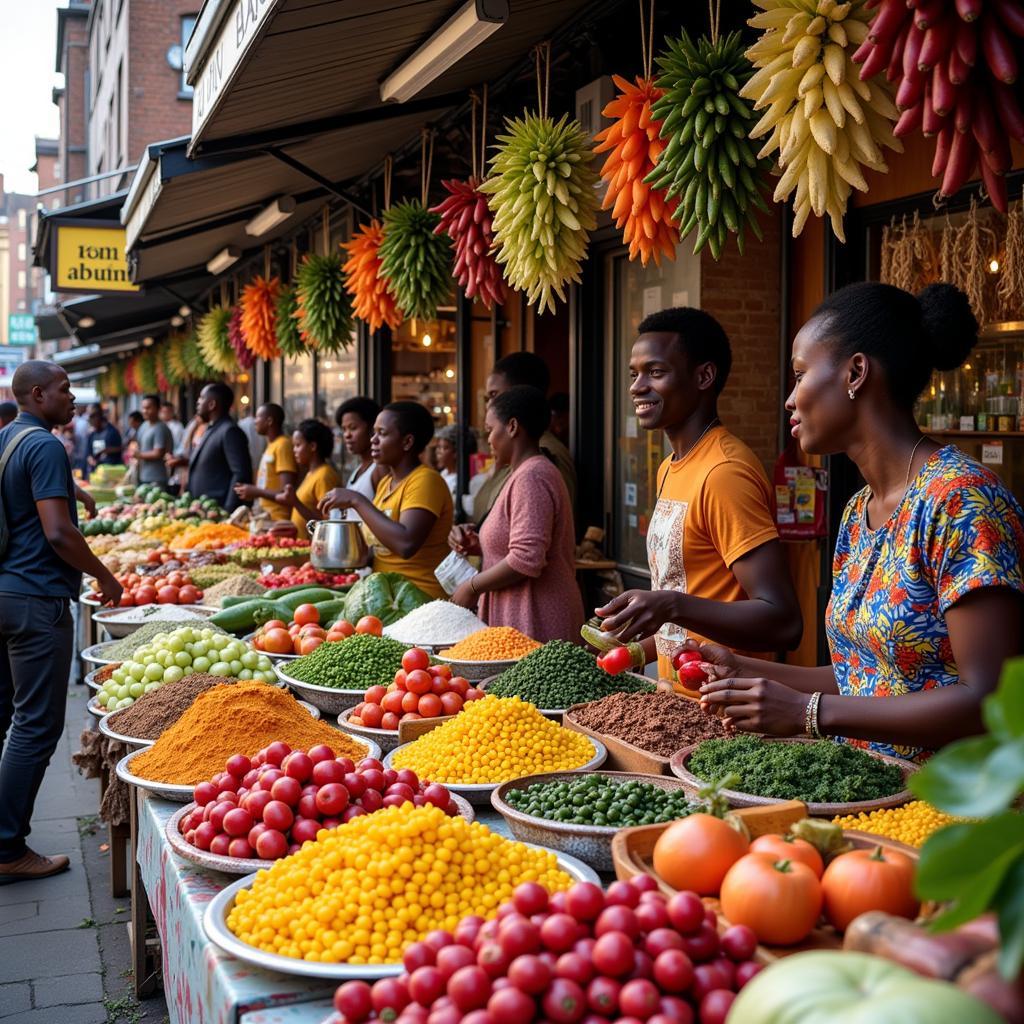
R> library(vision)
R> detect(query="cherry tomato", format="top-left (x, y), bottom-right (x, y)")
top-left (332, 619), bottom-right (355, 638)
top-left (565, 881), bottom-right (605, 922)
top-left (255, 828), bottom-right (287, 860)
top-left (698, 990), bottom-right (736, 1024)
top-left (586, 976), bottom-right (621, 1016)
top-left (364, 684), bottom-right (387, 705)
top-left (355, 615), bottom-right (383, 636)
top-left (448, 676), bottom-right (469, 697)
top-left (408, 965), bottom-right (445, 1007)
top-left (676, 662), bottom-right (708, 688)
top-left (594, 905), bottom-right (640, 939)
top-left (371, 978), bottom-right (410, 1018)
top-left (666, 891), bottom-right (705, 934)
top-left (439, 692), bottom-right (463, 716)
top-left (435, 945), bottom-right (475, 982)
top-left (591, 931), bottom-right (635, 977)
top-left (652, 949), bottom-right (694, 993)
top-left (620, 979), bottom-right (660, 1019)
top-left (262, 619), bottom-right (288, 632)
top-left (506, 953), bottom-right (551, 995)
top-left (156, 584), bottom-right (179, 604)
top-left (447, 965), bottom-right (491, 1012)
top-left (719, 924), bottom-right (758, 963)
top-left (540, 914), bottom-right (579, 954)
top-left (403, 941), bottom-right (435, 973)
top-left (416, 693), bottom-right (443, 718)
top-left (402, 647), bottom-right (430, 673)
top-left (406, 669), bottom-right (433, 695)
top-left (541, 978), bottom-right (585, 1024)
top-left (261, 800), bottom-right (294, 832)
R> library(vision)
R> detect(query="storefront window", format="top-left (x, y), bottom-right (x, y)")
top-left (316, 347), bottom-right (359, 423)
top-left (391, 317), bottom-right (458, 427)
top-left (608, 249), bottom-right (701, 575)
top-left (282, 354), bottom-right (313, 428)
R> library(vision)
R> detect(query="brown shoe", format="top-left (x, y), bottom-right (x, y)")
top-left (0, 849), bottom-right (71, 885)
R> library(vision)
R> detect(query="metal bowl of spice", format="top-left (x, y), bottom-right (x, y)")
top-left (491, 770), bottom-right (697, 872)
top-left (86, 695), bottom-right (110, 720)
top-left (274, 665), bottom-right (365, 716)
top-left (93, 604), bottom-right (219, 639)
top-left (84, 664), bottom-right (121, 693)
top-left (670, 736), bottom-right (917, 817)
top-left (80, 640), bottom-right (123, 666)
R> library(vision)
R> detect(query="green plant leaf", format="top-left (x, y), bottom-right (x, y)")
top-left (983, 658), bottom-right (1024, 741)
top-left (996, 857), bottom-right (1024, 979)
top-left (909, 734), bottom-right (1024, 817)
top-left (917, 813), bottom-right (1024, 931)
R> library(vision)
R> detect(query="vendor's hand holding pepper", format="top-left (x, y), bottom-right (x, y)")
top-left (594, 589), bottom-right (682, 641)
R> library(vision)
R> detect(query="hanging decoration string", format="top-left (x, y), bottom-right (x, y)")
top-left (420, 129), bottom-right (435, 206)
top-left (480, 83), bottom-right (488, 178)
top-left (322, 205), bottom-right (331, 258)
top-left (638, 0), bottom-right (656, 80)
top-left (534, 42), bottom-right (551, 119)
top-left (383, 155), bottom-right (393, 211)
top-left (263, 243), bottom-right (271, 280)
top-left (220, 280), bottom-right (228, 307)
top-left (471, 91), bottom-right (480, 180)
top-left (707, 0), bottom-right (720, 47)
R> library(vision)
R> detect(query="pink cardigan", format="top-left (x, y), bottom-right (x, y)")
top-left (478, 454), bottom-right (583, 643)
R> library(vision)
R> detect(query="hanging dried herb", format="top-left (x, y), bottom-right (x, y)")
top-left (275, 285), bottom-right (306, 357)
top-left (998, 195), bottom-right (1024, 321)
top-left (240, 276), bottom-right (282, 360)
top-left (342, 220), bottom-right (403, 332)
top-left (197, 306), bottom-right (237, 374)
top-left (378, 200), bottom-right (452, 320)
top-left (183, 332), bottom-right (215, 380)
top-left (295, 253), bottom-right (354, 354)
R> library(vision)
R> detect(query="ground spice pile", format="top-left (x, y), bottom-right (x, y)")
top-left (441, 626), bottom-right (540, 661)
top-left (105, 673), bottom-right (224, 740)
top-left (204, 575), bottom-right (265, 602)
top-left (567, 691), bottom-right (729, 758)
top-left (130, 681), bottom-right (365, 784)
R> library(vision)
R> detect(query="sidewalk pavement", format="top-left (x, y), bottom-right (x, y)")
top-left (0, 684), bottom-right (168, 1024)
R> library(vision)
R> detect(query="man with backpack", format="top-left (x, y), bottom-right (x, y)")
top-left (0, 361), bottom-right (121, 885)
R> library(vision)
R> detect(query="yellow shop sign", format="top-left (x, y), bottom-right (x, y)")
top-left (54, 224), bottom-right (138, 293)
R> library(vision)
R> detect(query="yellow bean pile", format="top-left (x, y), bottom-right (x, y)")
top-left (832, 800), bottom-right (962, 847)
top-left (227, 803), bottom-right (572, 963)
top-left (392, 695), bottom-right (596, 784)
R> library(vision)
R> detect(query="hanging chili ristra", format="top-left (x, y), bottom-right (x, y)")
top-left (197, 306), bottom-right (237, 374)
top-left (240, 275), bottom-right (282, 361)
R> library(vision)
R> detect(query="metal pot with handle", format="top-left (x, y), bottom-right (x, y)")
top-left (307, 509), bottom-right (370, 571)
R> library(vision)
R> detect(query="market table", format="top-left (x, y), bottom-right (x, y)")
top-left (136, 791), bottom-right (536, 1024)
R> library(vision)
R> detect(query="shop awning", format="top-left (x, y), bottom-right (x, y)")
top-left (183, 0), bottom-right (596, 158)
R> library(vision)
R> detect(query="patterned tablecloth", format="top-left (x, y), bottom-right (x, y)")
top-left (137, 795), bottom-right (515, 1024)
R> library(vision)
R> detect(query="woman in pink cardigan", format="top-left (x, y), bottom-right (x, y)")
top-left (449, 386), bottom-right (583, 642)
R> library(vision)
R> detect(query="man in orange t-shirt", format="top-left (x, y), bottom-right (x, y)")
top-left (597, 307), bottom-right (802, 688)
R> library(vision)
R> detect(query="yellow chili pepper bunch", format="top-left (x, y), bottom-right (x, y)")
top-left (832, 800), bottom-right (962, 847)
top-left (227, 803), bottom-right (571, 963)
top-left (392, 695), bottom-right (595, 784)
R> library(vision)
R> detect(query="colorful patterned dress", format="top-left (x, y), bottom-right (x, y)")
top-left (826, 445), bottom-right (1024, 761)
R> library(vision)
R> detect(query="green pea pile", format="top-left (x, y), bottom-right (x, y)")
top-left (287, 633), bottom-right (409, 690)
top-left (487, 639), bottom-right (653, 709)
top-left (506, 774), bottom-right (696, 828)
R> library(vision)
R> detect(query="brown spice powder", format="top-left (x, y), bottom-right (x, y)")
top-left (105, 674), bottom-right (225, 740)
top-left (569, 691), bottom-right (728, 758)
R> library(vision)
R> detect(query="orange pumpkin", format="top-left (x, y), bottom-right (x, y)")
top-left (652, 813), bottom-right (749, 895)
top-left (720, 853), bottom-right (823, 946)
top-left (821, 845), bottom-right (919, 932)
top-left (750, 833), bottom-right (825, 879)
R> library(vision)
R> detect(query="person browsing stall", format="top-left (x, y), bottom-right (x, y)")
top-left (450, 386), bottom-right (583, 642)
top-left (596, 307), bottom-right (802, 686)
top-left (187, 383), bottom-right (252, 512)
top-left (0, 361), bottom-right (121, 884)
top-left (335, 397), bottom-right (385, 502)
top-left (85, 404), bottom-right (122, 472)
top-left (275, 419), bottom-right (342, 535)
top-left (697, 282), bottom-right (1024, 761)
top-left (233, 403), bottom-right (297, 520)
top-left (132, 394), bottom-right (174, 489)
top-left (320, 401), bottom-right (453, 599)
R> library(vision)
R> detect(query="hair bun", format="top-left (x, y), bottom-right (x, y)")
top-left (917, 282), bottom-right (978, 372)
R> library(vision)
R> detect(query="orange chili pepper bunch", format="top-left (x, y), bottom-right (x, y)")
top-left (341, 220), bottom-right (402, 333)
top-left (240, 276), bottom-right (282, 360)
top-left (593, 75), bottom-right (679, 266)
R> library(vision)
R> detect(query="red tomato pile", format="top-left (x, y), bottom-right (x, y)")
top-left (257, 563), bottom-right (360, 588)
top-left (326, 878), bottom-right (763, 1024)
top-left (347, 647), bottom-right (484, 732)
top-left (110, 569), bottom-right (204, 606)
top-left (179, 747), bottom-right (457, 862)
top-left (232, 534), bottom-right (312, 550)
top-left (252, 609), bottom-right (382, 656)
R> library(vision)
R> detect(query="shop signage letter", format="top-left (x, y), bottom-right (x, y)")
top-left (53, 224), bottom-right (140, 295)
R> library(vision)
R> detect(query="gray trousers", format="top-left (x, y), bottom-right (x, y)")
top-left (0, 594), bottom-right (74, 859)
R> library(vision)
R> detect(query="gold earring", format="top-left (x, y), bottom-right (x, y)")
top-left (848, 388), bottom-right (855, 400)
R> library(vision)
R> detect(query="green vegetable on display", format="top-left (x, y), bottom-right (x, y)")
top-left (294, 253), bottom-right (354, 354)
top-left (688, 735), bottom-right (905, 804)
top-left (286, 633), bottom-right (410, 690)
top-left (488, 639), bottom-right (653, 709)
top-left (507, 773), bottom-right (696, 828)
top-left (342, 572), bottom-right (432, 628)
top-left (274, 285), bottom-right (307, 357)
top-left (647, 29), bottom-right (770, 258)
top-left (479, 113), bottom-right (598, 314)
top-left (377, 199), bottom-right (452, 321)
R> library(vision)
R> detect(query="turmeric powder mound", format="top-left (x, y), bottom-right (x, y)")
top-left (130, 681), bottom-right (365, 784)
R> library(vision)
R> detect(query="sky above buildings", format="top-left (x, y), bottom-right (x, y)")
top-left (0, 0), bottom-right (63, 194)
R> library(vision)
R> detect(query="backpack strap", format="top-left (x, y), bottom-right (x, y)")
top-left (0, 426), bottom-right (46, 487)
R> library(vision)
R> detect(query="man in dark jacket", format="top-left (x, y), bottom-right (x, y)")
top-left (187, 383), bottom-right (252, 511)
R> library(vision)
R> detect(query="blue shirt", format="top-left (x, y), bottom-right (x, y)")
top-left (87, 423), bottom-right (122, 464)
top-left (0, 413), bottom-right (81, 599)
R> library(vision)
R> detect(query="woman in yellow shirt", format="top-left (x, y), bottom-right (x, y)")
top-left (274, 419), bottom-right (342, 536)
top-left (320, 402), bottom-right (452, 598)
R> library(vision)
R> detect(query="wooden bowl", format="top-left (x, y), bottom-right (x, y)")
top-left (491, 770), bottom-right (695, 872)
top-left (563, 702), bottom-right (672, 775)
top-left (669, 737), bottom-right (917, 817)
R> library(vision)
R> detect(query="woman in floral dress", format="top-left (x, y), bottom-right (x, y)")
top-left (697, 281), bottom-right (1024, 761)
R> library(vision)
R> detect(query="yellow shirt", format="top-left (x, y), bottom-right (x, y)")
top-left (648, 426), bottom-right (778, 684)
top-left (257, 435), bottom-right (298, 520)
top-left (369, 465), bottom-right (453, 599)
top-left (291, 462), bottom-right (343, 535)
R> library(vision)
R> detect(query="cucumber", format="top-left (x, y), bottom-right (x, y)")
top-left (264, 582), bottom-right (351, 599)
top-left (314, 599), bottom-right (348, 625)
top-left (219, 595), bottom-right (256, 609)
top-left (209, 599), bottom-right (290, 633)
top-left (277, 588), bottom-right (342, 611)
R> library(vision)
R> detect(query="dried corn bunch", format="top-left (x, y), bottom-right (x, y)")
top-left (240, 276), bottom-right (281, 360)
top-left (164, 335), bottom-right (189, 384)
top-left (136, 350), bottom-right (158, 393)
top-left (197, 306), bottom-right (237, 374)
top-left (480, 114), bottom-right (598, 314)
top-left (430, 178), bottom-right (505, 308)
top-left (228, 305), bottom-right (254, 369)
top-left (295, 253), bottom-right (354, 354)
top-left (378, 200), bottom-right (452, 321)
top-left (342, 220), bottom-right (402, 332)
top-left (594, 75), bottom-right (679, 265)
top-left (649, 32), bottom-right (771, 258)
top-left (743, 0), bottom-right (902, 240)
top-left (275, 285), bottom-right (307, 357)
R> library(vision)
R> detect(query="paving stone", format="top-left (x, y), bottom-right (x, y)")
top-left (33, 971), bottom-right (104, 1008)
top-left (4, 1005), bottom-right (108, 1024)
top-left (0, 981), bottom-right (32, 1017)
top-left (0, 925), bottom-right (100, 983)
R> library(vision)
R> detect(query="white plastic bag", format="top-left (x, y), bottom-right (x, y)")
top-left (435, 549), bottom-right (479, 596)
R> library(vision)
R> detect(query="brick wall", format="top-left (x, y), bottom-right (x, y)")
top-left (61, 12), bottom-right (90, 204)
top-left (700, 206), bottom-right (783, 471)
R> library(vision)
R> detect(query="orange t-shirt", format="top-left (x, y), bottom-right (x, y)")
top-left (647, 426), bottom-right (778, 683)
